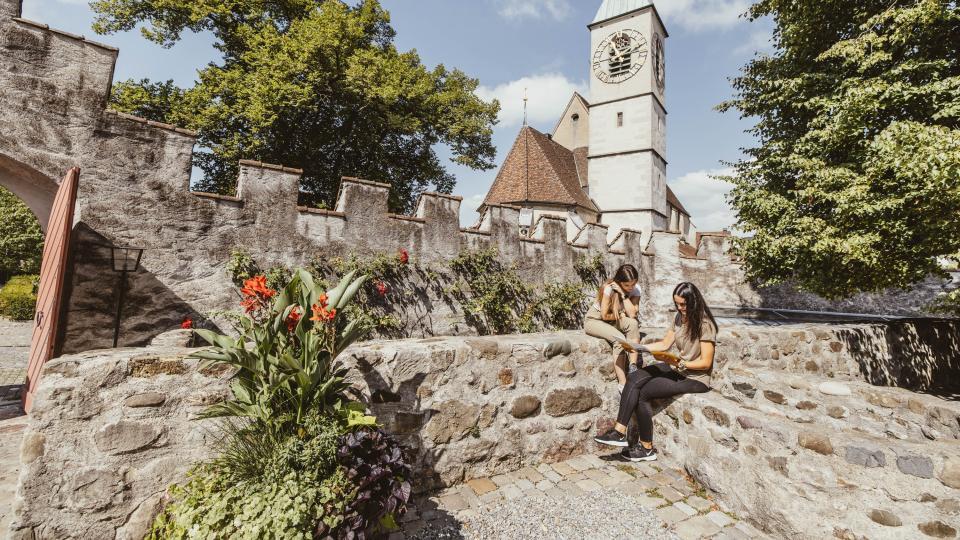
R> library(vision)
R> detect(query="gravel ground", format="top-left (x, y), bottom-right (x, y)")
top-left (408, 489), bottom-right (680, 540)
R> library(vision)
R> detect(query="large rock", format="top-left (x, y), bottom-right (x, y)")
top-left (939, 458), bottom-right (960, 489)
top-left (543, 387), bottom-right (602, 417)
top-left (898, 455), bottom-right (935, 479)
top-left (845, 447), bottom-right (886, 468)
top-left (424, 400), bottom-right (482, 444)
top-left (798, 431), bottom-right (834, 455)
top-left (510, 396), bottom-right (541, 419)
top-left (94, 421), bottom-right (161, 455)
top-left (819, 382), bottom-right (852, 396)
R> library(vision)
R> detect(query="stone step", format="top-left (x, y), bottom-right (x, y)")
top-left (653, 368), bottom-right (960, 540)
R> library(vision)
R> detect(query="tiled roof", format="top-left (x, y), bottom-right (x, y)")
top-left (483, 127), bottom-right (599, 213)
top-left (666, 185), bottom-right (690, 216)
top-left (593, 0), bottom-right (653, 24)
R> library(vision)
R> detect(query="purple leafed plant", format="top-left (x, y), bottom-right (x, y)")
top-left (333, 428), bottom-right (412, 539)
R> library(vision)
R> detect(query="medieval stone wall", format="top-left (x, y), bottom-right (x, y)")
top-left (0, 0), bottom-right (956, 357)
top-left (12, 321), bottom-right (960, 539)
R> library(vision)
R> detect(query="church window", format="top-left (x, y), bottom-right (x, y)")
top-left (572, 113), bottom-right (580, 122)
top-left (617, 112), bottom-right (623, 127)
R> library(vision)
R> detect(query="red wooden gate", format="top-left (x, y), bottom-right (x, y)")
top-left (22, 167), bottom-right (79, 412)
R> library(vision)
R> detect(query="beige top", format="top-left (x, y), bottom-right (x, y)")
top-left (672, 318), bottom-right (718, 387)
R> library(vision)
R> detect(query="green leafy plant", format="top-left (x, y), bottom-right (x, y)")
top-left (449, 247), bottom-right (534, 334)
top-left (225, 247), bottom-right (258, 286)
top-left (151, 269), bottom-right (411, 539)
top-left (0, 187), bottom-right (43, 285)
top-left (0, 275), bottom-right (38, 321)
top-left (574, 253), bottom-right (607, 287)
top-left (193, 269), bottom-right (369, 427)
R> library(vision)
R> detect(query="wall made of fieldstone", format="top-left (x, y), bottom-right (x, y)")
top-left (12, 320), bottom-right (960, 539)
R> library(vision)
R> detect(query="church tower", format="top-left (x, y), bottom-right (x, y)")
top-left (588, 0), bottom-right (668, 242)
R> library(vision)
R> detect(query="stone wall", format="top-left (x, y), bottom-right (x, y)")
top-left (0, 0), bottom-right (956, 357)
top-left (13, 321), bottom-right (960, 539)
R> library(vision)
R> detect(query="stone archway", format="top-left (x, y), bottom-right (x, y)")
top-left (0, 152), bottom-right (60, 232)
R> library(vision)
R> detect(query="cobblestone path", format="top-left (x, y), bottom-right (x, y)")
top-left (399, 453), bottom-right (769, 540)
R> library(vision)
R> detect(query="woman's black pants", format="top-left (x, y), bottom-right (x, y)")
top-left (616, 363), bottom-right (710, 442)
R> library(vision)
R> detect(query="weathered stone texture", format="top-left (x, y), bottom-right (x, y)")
top-left (16, 325), bottom-right (960, 539)
top-left (9, 344), bottom-right (228, 539)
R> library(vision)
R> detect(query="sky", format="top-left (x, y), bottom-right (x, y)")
top-left (21, 0), bottom-right (774, 231)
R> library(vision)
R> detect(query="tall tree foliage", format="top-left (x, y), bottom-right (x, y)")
top-left (94, 0), bottom-right (499, 212)
top-left (719, 0), bottom-right (960, 299)
top-left (0, 187), bottom-right (43, 284)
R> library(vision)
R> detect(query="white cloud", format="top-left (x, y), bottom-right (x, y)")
top-left (657, 0), bottom-right (751, 31)
top-left (458, 193), bottom-right (486, 228)
top-left (496, 0), bottom-right (572, 21)
top-left (668, 167), bottom-right (738, 232)
top-left (476, 73), bottom-right (587, 128)
top-left (733, 29), bottom-right (774, 56)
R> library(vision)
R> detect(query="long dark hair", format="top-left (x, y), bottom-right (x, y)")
top-left (596, 264), bottom-right (639, 304)
top-left (672, 282), bottom-right (717, 342)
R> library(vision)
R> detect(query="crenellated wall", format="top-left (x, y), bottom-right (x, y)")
top-left (0, 0), bottom-right (956, 355)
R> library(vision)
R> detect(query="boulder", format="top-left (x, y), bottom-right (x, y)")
top-left (424, 401), bottom-right (481, 444)
top-left (918, 521), bottom-right (957, 538)
top-left (868, 509), bottom-right (902, 527)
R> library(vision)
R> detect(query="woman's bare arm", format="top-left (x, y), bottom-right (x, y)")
top-left (599, 292), bottom-right (618, 321)
top-left (644, 328), bottom-right (675, 353)
top-left (683, 340), bottom-right (715, 371)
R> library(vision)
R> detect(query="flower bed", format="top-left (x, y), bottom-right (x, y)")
top-left (148, 270), bottom-right (411, 538)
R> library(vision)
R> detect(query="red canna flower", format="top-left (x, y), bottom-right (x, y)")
top-left (239, 275), bottom-right (276, 313)
top-left (241, 275), bottom-right (276, 300)
top-left (375, 281), bottom-right (388, 297)
top-left (286, 306), bottom-right (302, 333)
top-left (310, 302), bottom-right (330, 323)
top-left (326, 308), bottom-right (336, 321)
top-left (181, 317), bottom-right (193, 330)
top-left (398, 249), bottom-right (409, 265)
top-left (317, 293), bottom-right (328, 307)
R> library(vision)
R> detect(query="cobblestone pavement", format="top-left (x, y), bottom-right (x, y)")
top-left (398, 453), bottom-right (769, 540)
top-left (0, 318), bottom-right (30, 385)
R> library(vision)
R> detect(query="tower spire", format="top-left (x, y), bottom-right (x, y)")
top-left (523, 87), bottom-right (528, 127)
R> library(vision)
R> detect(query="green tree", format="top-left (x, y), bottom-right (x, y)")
top-left (0, 186), bottom-right (44, 284)
top-left (95, 0), bottom-right (499, 212)
top-left (719, 0), bottom-right (960, 300)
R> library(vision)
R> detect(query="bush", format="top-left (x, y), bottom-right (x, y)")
top-left (0, 275), bottom-right (38, 320)
top-left (0, 187), bottom-right (43, 283)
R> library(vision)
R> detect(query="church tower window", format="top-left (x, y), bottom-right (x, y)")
top-left (617, 112), bottom-right (624, 127)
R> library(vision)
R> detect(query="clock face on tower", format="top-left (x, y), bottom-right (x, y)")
top-left (592, 29), bottom-right (648, 84)
top-left (654, 33), bottom-right (665, 90)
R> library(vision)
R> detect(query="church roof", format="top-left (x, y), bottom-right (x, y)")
top-left (592, 0), bottom-right (653, 24)
top-left (483, 126), bottom-right (598, 213)
top-left (666, 185), bottom-right (690, 216)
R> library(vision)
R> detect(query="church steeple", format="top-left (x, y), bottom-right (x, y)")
top-left (593, 0), bottom-right (653, 25)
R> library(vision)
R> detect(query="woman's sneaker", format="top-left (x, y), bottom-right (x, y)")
top-left (594, 428), bottom-right (628, 447)
top-left (621, 445), bottom-right (658, 462)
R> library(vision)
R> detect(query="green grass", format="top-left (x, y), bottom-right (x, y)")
top-left (616, 464), bottom-right (638, 477)
top-left (0, 275), bottom-right (38, 320)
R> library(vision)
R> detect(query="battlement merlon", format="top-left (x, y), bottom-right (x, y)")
top-left (2, 0), bottom-right (23, 20)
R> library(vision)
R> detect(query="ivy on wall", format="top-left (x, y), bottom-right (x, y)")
top-left (225, 247), bottom-right (598, 337)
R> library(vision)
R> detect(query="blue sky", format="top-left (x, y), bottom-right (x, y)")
top-left (23, 0), bottom-right (773, 230)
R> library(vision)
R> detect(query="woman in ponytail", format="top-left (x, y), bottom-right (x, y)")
top-left (583, 264), bottom-right (642, 392)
